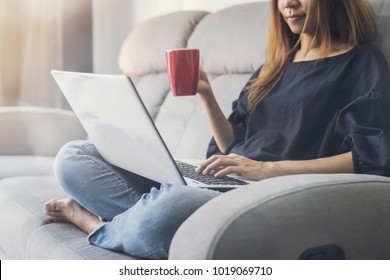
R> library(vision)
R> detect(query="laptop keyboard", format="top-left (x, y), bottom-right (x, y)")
top-left (176, 161), bottom-right (249, 186)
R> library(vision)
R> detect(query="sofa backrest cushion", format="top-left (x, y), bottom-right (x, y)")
top-left (187, 2), bottom-right (268, 75)
top-left (119, 11), bottom-right (209, 77)
top-left (370, 0), bottom-right (390, 64)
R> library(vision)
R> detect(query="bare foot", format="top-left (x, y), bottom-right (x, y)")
top-left (44, 198), bottom-right (102, 234)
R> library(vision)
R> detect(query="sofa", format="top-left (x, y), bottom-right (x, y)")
top-left (1, 0), bottom-right (390, 260)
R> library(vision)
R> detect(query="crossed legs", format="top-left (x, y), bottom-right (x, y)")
top-left (44, 140), bottom-right (220, 259)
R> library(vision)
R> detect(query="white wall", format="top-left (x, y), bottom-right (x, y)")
top-left (92, 0), bottom-right (266, 74)
top-left (92, 0), bottom-right (133, 74)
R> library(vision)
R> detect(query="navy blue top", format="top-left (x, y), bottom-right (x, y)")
top-left (207, 44), bottom-right (390, 176)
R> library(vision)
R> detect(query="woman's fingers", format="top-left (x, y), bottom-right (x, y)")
top-left (196, 154), bottom-right (240, 175)
top-left (195, 155), bottom-right (220, 173)
top-left (196, 154), bottom-right (271, 181)
top-left (213, 165), bottom-right (242, 178)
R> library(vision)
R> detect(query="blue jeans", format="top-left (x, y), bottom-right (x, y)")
top-left (53, 140), bottom-right (221, 259)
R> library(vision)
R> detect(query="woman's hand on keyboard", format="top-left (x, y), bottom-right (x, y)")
top-left (195, 154), bottom-right (277, 181)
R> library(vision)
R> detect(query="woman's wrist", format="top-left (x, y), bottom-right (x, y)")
top-left (262, 161), bottom-right (290, 178)
top-left (198, 87), bottom-right (214, 103)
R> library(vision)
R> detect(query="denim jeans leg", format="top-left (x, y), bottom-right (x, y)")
top-left (88, 184), bottom-right (221, 259)
top-left (54, 140), bottom-right (158, 221)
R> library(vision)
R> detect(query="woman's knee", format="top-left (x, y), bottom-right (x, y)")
top-left (53, 140), bottom-right (96, 194)
top-left (54, 140), bottom-right (85, 174)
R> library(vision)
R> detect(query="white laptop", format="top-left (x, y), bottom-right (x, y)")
top-left (51, 70), bottom-right (252, 191)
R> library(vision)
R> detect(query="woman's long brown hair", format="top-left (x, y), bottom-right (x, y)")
top-left (247, 0), bottom-right (377, 111)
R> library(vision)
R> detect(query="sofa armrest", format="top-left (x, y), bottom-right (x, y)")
top-left (0, 106), bottom-right (86, 156)
top-left (169, 173), bottom-right (390, 259)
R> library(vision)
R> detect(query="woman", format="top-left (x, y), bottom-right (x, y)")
top-left (44, 0), bottom-right (390, 259)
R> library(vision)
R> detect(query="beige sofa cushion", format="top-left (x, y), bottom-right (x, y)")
top-left (0, 107), bottom-right (86, 156)
top-left (187, 2), bottom-right (268, 74)
top-left (118, 11), bottom-right (209, 77)
top-left (371, 0), bottom-right (390, 63)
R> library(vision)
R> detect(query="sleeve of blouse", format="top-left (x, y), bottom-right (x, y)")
top-left (206, 68), bottom-right (261, 157)
top-left (206, 92), bottom-right (249, 157)
top-left (335, 90), bottom-right (390, 176)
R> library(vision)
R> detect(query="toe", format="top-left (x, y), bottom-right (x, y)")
top-left (44, 199), bottom-right (58, 211)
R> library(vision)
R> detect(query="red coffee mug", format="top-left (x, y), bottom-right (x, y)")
top-left (165, 49), bottom-right (200, 96)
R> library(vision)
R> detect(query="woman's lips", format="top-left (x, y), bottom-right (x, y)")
top-left (286, 15), bottom-right (305, 23)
